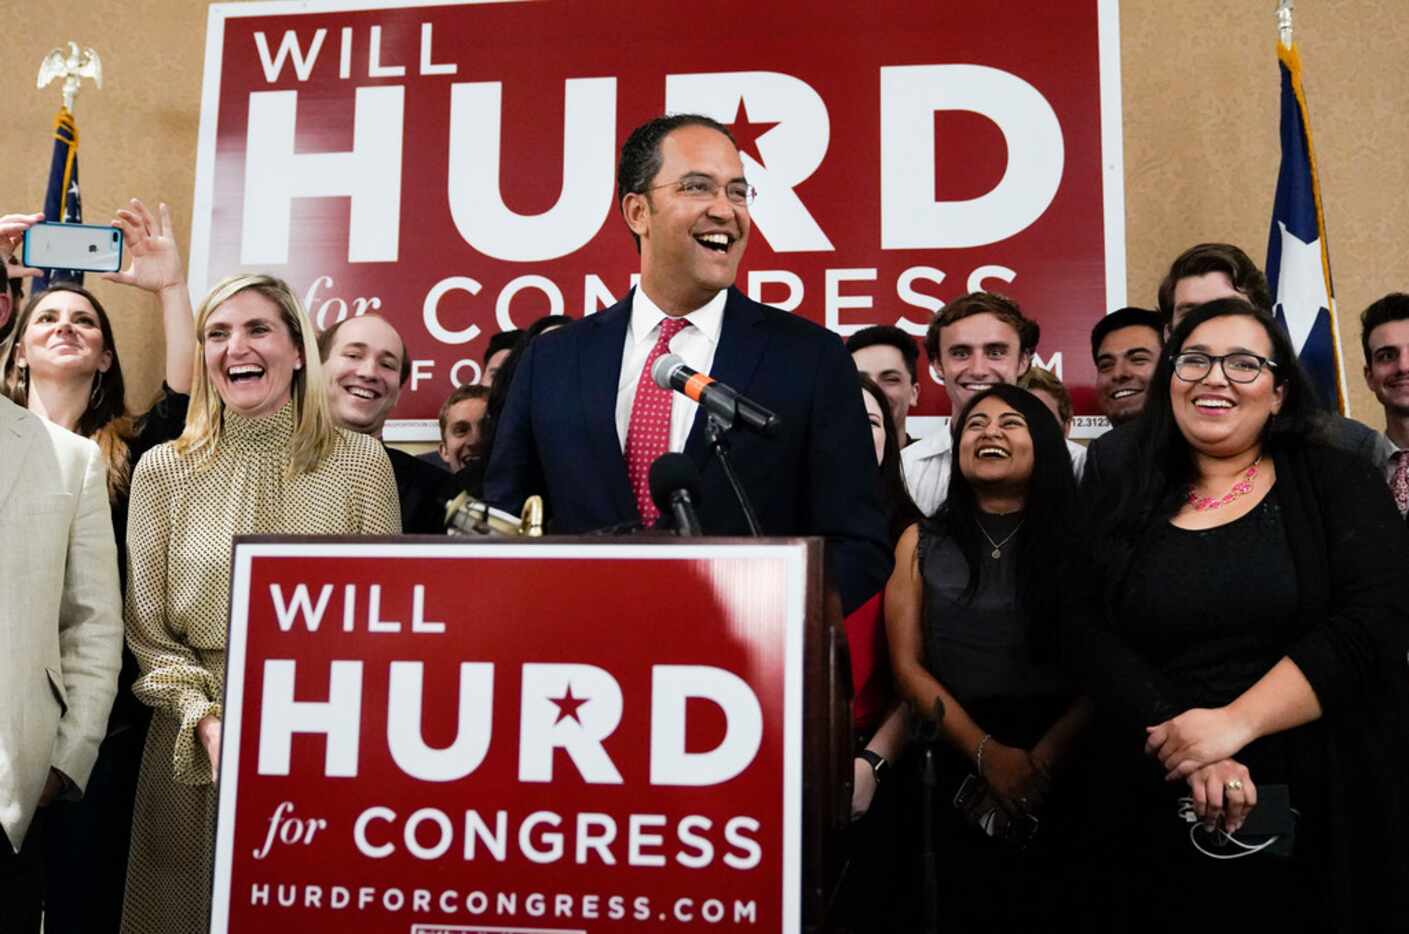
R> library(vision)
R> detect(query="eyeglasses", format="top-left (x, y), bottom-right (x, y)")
top-left (643, 174), bottom-right (757, 206)
top-left (1171, 351), bottom-right (1278, 384)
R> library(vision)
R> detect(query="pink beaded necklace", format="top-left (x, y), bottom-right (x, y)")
top-left (1187, 456), bottom-right (1262, 511)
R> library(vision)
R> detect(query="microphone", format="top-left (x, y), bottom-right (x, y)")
top-left (648, 453), bottom-right (704, 536)
top-left (651, 354), bottom-right (780, 437)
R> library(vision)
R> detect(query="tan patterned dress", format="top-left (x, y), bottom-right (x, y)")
top-left (119, 404), bottom-right (399, 934)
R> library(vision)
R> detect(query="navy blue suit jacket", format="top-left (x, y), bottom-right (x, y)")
top-left (484, 287), bottom-right (892, 613)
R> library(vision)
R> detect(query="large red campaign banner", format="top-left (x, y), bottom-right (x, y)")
top-left (191, 0), bottom-right (1123, 439)
top-left (212, 540), bottom-right (807, 933)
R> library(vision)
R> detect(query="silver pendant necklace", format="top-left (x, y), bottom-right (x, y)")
top-left (976, 518), bottom-right (1024, 559)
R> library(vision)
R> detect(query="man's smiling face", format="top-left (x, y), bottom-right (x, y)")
top-left (934, 312), bottom-right (1031, 409)
top-left (624, 124), bottom-right (750, 314)
top-left (1365, 318), bottom-right (1409, 419)
top-left (322, 315), bottom-right (405, 435)
top-left (1095, 324), bottom-right (1161, 426)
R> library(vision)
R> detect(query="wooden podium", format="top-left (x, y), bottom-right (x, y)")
top-left (210, 536), bottom-right (852, 934)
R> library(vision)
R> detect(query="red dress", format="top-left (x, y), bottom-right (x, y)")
top-left (843, 591), bottom-right (893, 735)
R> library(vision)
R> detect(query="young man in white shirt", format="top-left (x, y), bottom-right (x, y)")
top-left (901, 292), bottom-right (1037, 517)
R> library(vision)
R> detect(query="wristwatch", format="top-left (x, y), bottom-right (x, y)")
top-left (857, 749), bottom-right (889, 784)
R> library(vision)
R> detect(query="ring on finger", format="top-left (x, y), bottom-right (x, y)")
top-left (1224, 779), bottom-right (1244, 792)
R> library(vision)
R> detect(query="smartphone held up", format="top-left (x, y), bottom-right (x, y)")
top-left (22, 222), bottom-right (123, 273)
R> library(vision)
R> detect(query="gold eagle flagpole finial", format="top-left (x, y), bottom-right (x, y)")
top-left (36, 42), bottom-right (102, 113)
top-left (1276, 0), bottom-right (1295, 48)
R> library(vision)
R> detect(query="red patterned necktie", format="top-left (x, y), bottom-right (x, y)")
top-left (1392, 450), bottom-right (1409, 518)
top-left (625, 316), bottom-right (689, 524)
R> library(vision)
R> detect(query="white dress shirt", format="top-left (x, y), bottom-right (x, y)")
top-left (900, 430), bottom-right (952, 518)
top-left (615, 287), bottom-right (727, 453)
top-left (900, 430), bottom-right (1087, 518)
top-left (1066, 438), bottom-right (1088, 483)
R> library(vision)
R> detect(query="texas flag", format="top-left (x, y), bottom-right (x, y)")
top-left (1265, 41), bottom-right (1347, 413)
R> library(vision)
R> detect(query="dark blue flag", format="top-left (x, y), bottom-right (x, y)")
top-left (35, 107), bottom-right (83, 292)
top-left (1265, 42), bottom-right (1346, 412)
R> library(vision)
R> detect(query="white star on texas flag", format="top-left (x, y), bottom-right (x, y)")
top-left (1273, 220), bottom-right (1329, 357)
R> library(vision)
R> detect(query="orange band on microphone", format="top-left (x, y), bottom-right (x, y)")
top-left (682, 372), bottom-right (715, 402)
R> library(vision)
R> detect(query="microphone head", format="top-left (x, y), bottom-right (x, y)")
top-left (648, 452), bottom-right (701, 514)
top-left (651, 353), bottom-right (685, 391)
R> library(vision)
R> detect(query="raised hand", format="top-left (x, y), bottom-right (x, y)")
top-left (100, 199), bottom-right (184, 295)
top-left (0, 212), bottom-right (46, 279)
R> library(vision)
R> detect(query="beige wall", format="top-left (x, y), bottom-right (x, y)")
top-left (3, 0), bottom-right (1405, 427)
top-left (1121, 0), bottom-right (1409, 423)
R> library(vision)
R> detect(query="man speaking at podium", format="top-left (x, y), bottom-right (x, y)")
top-left (485, 114), bottom-right (890, 613)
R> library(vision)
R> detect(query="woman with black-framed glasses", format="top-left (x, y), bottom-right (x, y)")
top-left (1071, 297), bottom-right (1409, 931)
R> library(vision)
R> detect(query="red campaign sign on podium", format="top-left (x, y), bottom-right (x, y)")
top-left (211, 540), bottom-right (807, 933)
top-left (190, 0), bottom-right (1123, 439)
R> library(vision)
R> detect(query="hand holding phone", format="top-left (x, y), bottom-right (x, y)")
top-left (0, 212), bottom-right (45, 279)
top-left (952, 774), bottom-right (1039, 848)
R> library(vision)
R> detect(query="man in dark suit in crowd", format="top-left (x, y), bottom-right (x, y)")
top-left (318, 314), bottom-right (461, 533)
top-left (438, 383), bottom-right (490, 474)
top-left (419, 330), bottom-right (520, 471)
top-left (1083, 243), bottom-right (1392, 491)
top-left (847, 324), bottom-right (921, 447)
top-left (484, 113), bottom-right (890, 613)
top-left (1091, 306), bottom-right (1163, 428)
top-left (480, 328), bottom-right (522, 388)
top-left (1359, 293), bottom-right (1409, 520)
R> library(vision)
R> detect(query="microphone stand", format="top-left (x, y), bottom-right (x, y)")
top-left (705, 413), bottom-right (762, 536)
top-left (912, 706), bottom-right (943, 933)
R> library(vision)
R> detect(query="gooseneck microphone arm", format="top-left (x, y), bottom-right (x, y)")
top-left (651, 354), bottom-right (767, 536)
top-left (705, 415), bottom-right (762, 536)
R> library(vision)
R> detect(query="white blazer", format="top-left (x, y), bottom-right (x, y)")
top-left (0, 394), bottom-right (121, 851)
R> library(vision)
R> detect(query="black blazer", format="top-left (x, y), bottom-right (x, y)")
top-left (386, 446), bottom-right (463, 534)
top-left (1068, 443), bottom-right (1409, 928)
top-left (483, 286), bottom-right (892, 613)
